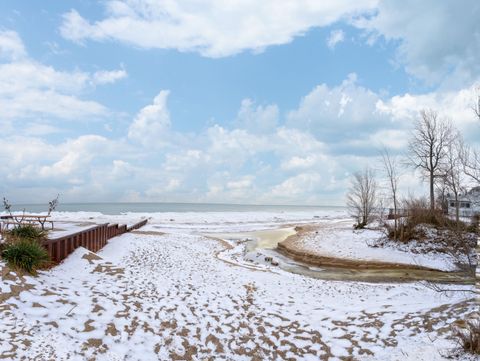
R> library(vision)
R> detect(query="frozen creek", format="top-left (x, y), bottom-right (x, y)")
top-left (207, 227), bottom-right (476, 284)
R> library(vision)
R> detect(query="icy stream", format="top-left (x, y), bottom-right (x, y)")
top-left (206, 227), bottom-right (476, 284)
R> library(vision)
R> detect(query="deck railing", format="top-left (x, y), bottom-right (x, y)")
top-left (43, 219), bottom-right (147, 263)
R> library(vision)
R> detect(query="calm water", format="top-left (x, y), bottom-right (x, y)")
top-left (8, 202), bottom-right (345, 215)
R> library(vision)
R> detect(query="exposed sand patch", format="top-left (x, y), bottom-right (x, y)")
top-left (130, 230), bottom-right (165, 236)
top-left (82, 251), bottom-right (103, 264)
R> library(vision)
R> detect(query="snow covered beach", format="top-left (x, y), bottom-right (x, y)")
top-left (0, 209), bottom-right (477, 360)
top-left (277, 220), bottom-right (471, 273)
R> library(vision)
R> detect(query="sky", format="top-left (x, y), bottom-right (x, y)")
top-left (0, 0), bottom-right (479, 205)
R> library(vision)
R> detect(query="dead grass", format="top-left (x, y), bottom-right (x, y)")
top-left (384, 198), bottom-right (478, 250)
top-left (451, 314), bottom-right (480, 355)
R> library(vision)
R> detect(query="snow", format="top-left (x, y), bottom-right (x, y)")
top-left (47, 221), bottom-right (98, 238)
top-left (290, 219), bottom-right (466, 272)
top-left (0, 210), bottom-right (477, 360)
top-left (49, 209), bottom-right (343, 233)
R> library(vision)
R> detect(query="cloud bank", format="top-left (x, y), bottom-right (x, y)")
top-left (60, 0), bottom-right (377, 57)
top-left (1, 0), bottom-right (480, 204)
top-left (60, 0), bottom-right (480, 88)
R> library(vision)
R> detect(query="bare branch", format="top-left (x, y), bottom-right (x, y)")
top-left (472, 86), bottom-right (480, 122)
top-left (407, 109), bottom-right (457, 210)
top-left (346, 167), bottom-right (378, 228)
top-left (380, 148), bottom-right (401, 239)
top-left (460, 143), bottom-right (480, 184)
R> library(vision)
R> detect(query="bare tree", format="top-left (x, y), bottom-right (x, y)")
top-left (473, 86), bottom-right (480, 122)
top-left (380, 148), bottom-right (400, 239)
top-left (3, 197), bottom-right (13, 217)
top-left (346, 167), bottom-right (378, 229)
top-left (435, 174), bottom-right (449, 213)
top-left (408, 109), bottom-right (456, 211)
top-left (443, 136), bottom-right (466, 224)
top-left (460, 88), bottom-right (480, 185)
top-left (48, 194), bottom-right (60, 215)
top-left (461, 145), bottom-right (480, 184)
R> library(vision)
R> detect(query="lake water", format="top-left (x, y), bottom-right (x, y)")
top-left (8, 202), bottom-right (345, 215)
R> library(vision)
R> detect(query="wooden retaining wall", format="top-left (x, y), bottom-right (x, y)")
top-left (43, 219), bottom-right (147, 263)
top-left (127, 219), bottom-right (148, 231)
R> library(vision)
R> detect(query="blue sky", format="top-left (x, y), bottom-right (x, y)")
top-left (0, 1), bottom-right (479, 205)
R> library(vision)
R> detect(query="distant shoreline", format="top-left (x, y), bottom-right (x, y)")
top-left (5, 202), bottom-right (347, 215)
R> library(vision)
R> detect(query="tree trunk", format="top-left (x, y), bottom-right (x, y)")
top-left (393, 198), bottom-right (397, 240)
top-left (430, 171), bottom-right (435, 211)
top-left (455, 194), bottom-right (460, 226)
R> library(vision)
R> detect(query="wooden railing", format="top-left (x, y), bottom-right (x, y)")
top-left (43, 219), bottom-right (147, 263)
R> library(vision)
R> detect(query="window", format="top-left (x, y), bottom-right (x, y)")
top-left (466, 203), bottom-right (471, 208)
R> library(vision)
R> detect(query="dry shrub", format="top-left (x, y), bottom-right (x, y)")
top-left (451, 315), bottom-right (480, 355)
top-left (467, 214), bottom-right (480, 234)
top-left (403, 197), bottom-right (458, 228)
top-left (384, 197), bottom-right (473, 243)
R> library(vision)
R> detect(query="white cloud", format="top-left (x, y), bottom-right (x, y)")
top-left (206, 125), bottom-right (270, 165)
top-left (163, 149), bottom-right (205, 172)
top-left (281, 155), bottom-right (323, 171)
top-left (377, 82), bottom-right (480, 135)
top-left (38, 135), bottom-right (110, 179)
top-left (60, 1), bottom-right (377, 57)
top-left (0, 30), bottom-right (26, 60)
top-left (227, 176), bottom-right (255, 190)
top-left (326, 29), bottom-right (345, 49)
top-left (23, 123), bottom-right (62, 136)
top-left (111, 159), bottom-right (134, 179)
top-left (0, 88), bottom-right (107, 120)
top-left (286, 73), bottom-right (395, 149)
top-left (92, 68), bottom-right (127, 85)
top-left (128, 90), bottom-right (173, 147)
top-left (2, 73), bottom-right (479, 204)
top-left (0, 133), bottom-right (134, 203)
top-left (367, 129), bottom-right (408, 150)
top-left (165, 178), bottom-right (181, 191)
top-left (283, 74), bottom-right (478, 156)
top-left (270, 173), bottom-right (323, 200)
top-left (235, 99), bottom-right (278, 133)
top-left (0, 60), bottom-right (89, 94)
top-left (275, 127), bottom-right (326, 156)
top-left (354, 0), bottom-right (480, 87)
top-left (201, 173), bottom-right (258, 203)
top-left (0, 31), bottom-right (127, 122)
top-left (58, 1), bottom-right (479, 90)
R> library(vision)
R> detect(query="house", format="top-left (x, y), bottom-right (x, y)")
top-left (447, 186), bottom-right (480, 217)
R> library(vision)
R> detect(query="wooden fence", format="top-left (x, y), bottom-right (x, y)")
top-left (43, 219), bottom-right (147, 263)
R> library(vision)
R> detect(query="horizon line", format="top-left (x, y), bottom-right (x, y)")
top-left (10, 201), bottom-right (346, 208)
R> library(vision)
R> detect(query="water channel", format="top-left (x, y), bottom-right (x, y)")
top-left (205, 227), bottom-right (476, 284)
